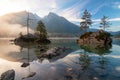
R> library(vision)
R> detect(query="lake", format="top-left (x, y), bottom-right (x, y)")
top-left (0, 38), bottom-right (120, 80)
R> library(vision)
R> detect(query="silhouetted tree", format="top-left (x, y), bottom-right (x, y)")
top-left (35, 21), bottom-right (47, 40)
top-left (100, 16), bottom-right (111, 31)
top-left (80, 10), bottom-right (92, 33)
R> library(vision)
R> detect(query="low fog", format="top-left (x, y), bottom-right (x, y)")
top-left (0, 13), bottom-right (33, 38)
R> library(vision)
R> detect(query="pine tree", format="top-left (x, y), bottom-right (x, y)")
top-left (35, 21), bottom-right (47, 40)
top-left (100, 16), bottom-right (110, 31)
top-left (80, 10), bottom-right (92, 33)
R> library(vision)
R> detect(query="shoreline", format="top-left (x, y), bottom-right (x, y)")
top-left (0, 37), bottom-right (78, 40)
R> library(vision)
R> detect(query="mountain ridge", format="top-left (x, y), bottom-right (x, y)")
top-left (0, 11), bottom-right (82, 37)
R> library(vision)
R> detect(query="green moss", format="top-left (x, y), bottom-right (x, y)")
top-left (80, 32), bottom-right (93, 39)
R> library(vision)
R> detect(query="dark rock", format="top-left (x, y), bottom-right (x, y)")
top-left (36, 39), bottom-right (51, 44)
top-left (27, 72), bottom-right (36, 78)
top-left (40, 49), bottom-right (46, 52)
top-left (1, 69), bottom-right (15, 80)
top-left (14, 33), bottom-right (37, 43)
top-left (65, 75), bottom-right (73, 80)
top-left (14, 33), bottom-right (51, 44)
top-left (21, 62), bottom-right (30, 67)
top-left (22, 72), bottom-right (36, 79)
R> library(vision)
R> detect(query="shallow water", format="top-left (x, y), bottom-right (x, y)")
top-left (0, 38), bottom-right (120, 80)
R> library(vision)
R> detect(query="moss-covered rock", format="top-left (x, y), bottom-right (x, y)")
top-left (14, 33), bottom-right (51, 45)
top-left (77, 30), bottom-right (112, 46)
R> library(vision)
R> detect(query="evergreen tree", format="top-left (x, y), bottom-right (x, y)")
top-left (35, 21), bottom-right (47, 40)
top-left (100, 16), bottom-right (110, 31)
top-left (80, 10), bottom-right (92, 32)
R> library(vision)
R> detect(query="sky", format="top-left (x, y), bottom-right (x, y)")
top-left (0, 0), bottom-right (120, 32)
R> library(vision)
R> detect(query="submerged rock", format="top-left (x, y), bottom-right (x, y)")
top-left (22, 72), bottom-right (36, 79)
top-left (1, 69), bottom-right (15, 80)
top-left (36, 47), bottom-right (71, 61)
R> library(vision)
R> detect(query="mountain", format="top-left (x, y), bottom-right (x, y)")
top-left (0, 11), bottom-right (82, 37)
top-left (109, 31), bottom-right (120, 36)
top-left (42, 12), bottom-right (81, 36)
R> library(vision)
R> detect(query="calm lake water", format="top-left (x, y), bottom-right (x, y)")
top-left (0, 38), bottom-right (120, 80)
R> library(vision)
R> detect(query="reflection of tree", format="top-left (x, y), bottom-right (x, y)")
top-left (74, 53), bottom-right (91, 80)
top-left (98, 56), bottom-right (107, 69)
top-left (80, 44), bottom-right (112, 70)
top-left (79, 54), bottom-right (91, 70)
top-left (80, 44), bottom-right (112, 55)
top-left (19, 44), bottom-right (36, 79)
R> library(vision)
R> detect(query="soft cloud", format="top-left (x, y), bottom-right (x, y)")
top-left (26, 0), bottom-right (57, 17)
top-left (112, 2), bottom-right (120, 9)
top-left (118, 5), bottom-right (120, 9)
top-left (93, 17), bottom-right (120, 23)
top-left (91, 3), bottom-right (105, 15)
top-left (0, 0), bottom-right (27, 16)
top-left (58, 0), bottom-right (89, 22)
top-left (0, 0), bottom-right (57, 17)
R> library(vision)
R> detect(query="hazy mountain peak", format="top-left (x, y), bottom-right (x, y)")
top-left (42, 12), bottom-right (81, 36)
top-left (48, 12), bottom-right (58, 16)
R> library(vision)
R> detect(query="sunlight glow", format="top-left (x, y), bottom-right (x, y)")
top-left (0, 0), bottom-right (27, 16)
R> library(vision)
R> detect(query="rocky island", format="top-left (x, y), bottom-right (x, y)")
top-left (77, 30), bottom-right (112, 46)
top-left (14, 33), bottom-right (51, 45)
top-left (14, 20), bottom-right (51, 45)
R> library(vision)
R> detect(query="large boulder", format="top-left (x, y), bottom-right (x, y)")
top-left (1, 69), bottom-right (15, 80)
top-left (77, 30), bottom-right (112, 46)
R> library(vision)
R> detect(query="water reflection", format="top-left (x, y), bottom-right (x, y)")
top-left (0, 38), bottom-right (120, 80)
top-left (66, 43), bottom-right (113, 80)
top-left (80, 44), bottom-right (112, 68)
top-left (80, 44), bottom-right (112, 55)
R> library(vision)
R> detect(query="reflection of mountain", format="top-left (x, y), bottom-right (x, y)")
top-left (0, 39), bottom-right (77, 62)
